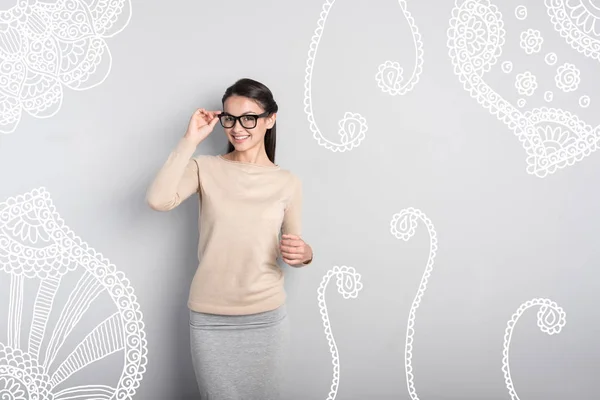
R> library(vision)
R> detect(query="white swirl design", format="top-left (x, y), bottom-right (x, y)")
top-left (555, 62), bottom-right (581, 92)
top-left (390, 207), bottom-right (437, 400)
top-left (515, 5), bottom-right (528, 20)
top-left (0, 0), bottom-right (132, 134)
top-left (579, 94), bottom-right (591, 107)
top-left (546, 0), bottom-right (600, 61)
top-left (502, 298), bottom-right (566, 400)
top-left (545, 52), bottom-right (558, 65)
top-left (374, 1), bottom-right (424, 96)
top-left (304, 0), bottom-right (423, 152)
top-left (317, 265), bottom-right (363, 400)
top-left (0, 187), bottom-right (147, 400)
top-left (447, 0), bottom-right (600, 177)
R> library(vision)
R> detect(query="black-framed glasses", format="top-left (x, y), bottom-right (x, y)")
top-left (217, 111), bottom-right (270, 129)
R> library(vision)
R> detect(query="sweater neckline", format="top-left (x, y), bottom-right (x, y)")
top-left (217, 154), bottom-right (280, 170)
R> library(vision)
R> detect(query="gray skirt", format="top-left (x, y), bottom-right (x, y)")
top-left (189, 304), bottom-right (290, 400)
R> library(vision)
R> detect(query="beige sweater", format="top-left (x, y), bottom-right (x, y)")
top-left (146, 137), bottom-right (303, 315)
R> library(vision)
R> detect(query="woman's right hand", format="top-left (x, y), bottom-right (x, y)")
top-left (184, 108), bottom-right (220, 144)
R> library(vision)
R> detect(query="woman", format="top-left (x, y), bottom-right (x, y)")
top-left (146, 78), bottom-right (313, 399)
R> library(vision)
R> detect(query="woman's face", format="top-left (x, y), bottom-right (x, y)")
top-left (222, 95), bottom-right (275, 151)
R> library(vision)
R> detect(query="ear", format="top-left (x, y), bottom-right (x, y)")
top-left (266, 112), bottom-right (276, 129)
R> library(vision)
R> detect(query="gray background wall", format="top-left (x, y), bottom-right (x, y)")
top-left (0, 0), bottom-right (599, 399)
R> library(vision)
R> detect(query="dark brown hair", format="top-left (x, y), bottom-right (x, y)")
top-left (222, 78), bottom-right (278, 163)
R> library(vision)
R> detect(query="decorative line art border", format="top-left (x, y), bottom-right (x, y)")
top-left (545, 0), bottom-right (600, 62)
top-left (304, 0), bottom-right (424, 152)
top-left (0, 0), bottom-right (133, 134)
top-left (375, 1), bottom-right (424, 96)
top-left (502, 298), bottom-right (566, 400)
top-left (0, 187), bottom-right (147, 400)
top-left (317, 265), bottom-right (363, 400)
top-left (390, 207), bottom-right (438, 400)
top-left (447, 0), bottom-right (600, 178)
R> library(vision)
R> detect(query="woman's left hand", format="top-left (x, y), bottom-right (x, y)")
top-left (280, 234), bottom-right (313, 266)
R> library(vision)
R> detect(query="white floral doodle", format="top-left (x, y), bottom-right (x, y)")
top-left (520, 28), bottom-right (544, 54)
top-left (304, 0), bottom-right (423, 152)
top-left (555, 62), bottom-right (581, 92)
top-left (447, 0), bottom-right (600, 178)
top-left (374, 1), bottom-right (424, 96)
top-left (515, 5), bottom-right (528, 20)
top-left (546, 0), bottom-right (600, 61)
top-left (0, 187), bottom-right (147, 400)
top-left (317, 265), bottom-right (363, 400)
top-left (517, 98), bottom-right (526, 107)
top-left (544, 91), bottom-right (554, 102)
top-left (502, 298), bottom-right (566, 400)
top-left (390, 207), bottom-right (437, 400)
top-left (0, 0), bottom-right (132, 134)
top-left (515, 71), bottom-right (537, 96)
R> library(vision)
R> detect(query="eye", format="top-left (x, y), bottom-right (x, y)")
top-left (242, 115), bottom-right (256, 122)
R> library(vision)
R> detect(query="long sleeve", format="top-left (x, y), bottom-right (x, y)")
top-left (146, 137), bottom-right (200, 211)
top-left (281, 175), bottom-right (302, 236)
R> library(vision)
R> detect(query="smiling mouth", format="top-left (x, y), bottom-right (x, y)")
top-left (232, 135), bottom-right (250, 141)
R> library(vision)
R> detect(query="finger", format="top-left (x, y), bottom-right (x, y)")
top-left (280, 237), bottom-right (301, 244)
top-left (280, 251), bottom-right (303, 260)
top-left (282, 257), bottom-right (299, 265)
top-left (281, 239), bottom-right (302, 248)
top-left (280, 245), bottom-right (300, 254)
top-left (281, 234), bottom-right (300, 240)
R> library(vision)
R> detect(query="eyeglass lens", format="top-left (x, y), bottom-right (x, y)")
top-left (219, 115), bottom-right (258, 129)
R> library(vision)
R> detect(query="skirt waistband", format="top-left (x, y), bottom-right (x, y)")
top-left (189, 304), bottom-right (287, 330)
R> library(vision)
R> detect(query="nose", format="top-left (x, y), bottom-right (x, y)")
top-left (231, 119), bottom-right (246, 133)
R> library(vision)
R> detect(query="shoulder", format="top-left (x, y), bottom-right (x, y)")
top-left (190, 155), bottom-right (223, 182)
top-left (276, 168), bottom-right (302, 193)
top-left (192, 154), bottom-right (220, 169)
top-left (193, 154), bottom-right (218, 163)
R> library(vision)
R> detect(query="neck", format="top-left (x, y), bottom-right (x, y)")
top-left (229, 144), bottom-right (272, 166)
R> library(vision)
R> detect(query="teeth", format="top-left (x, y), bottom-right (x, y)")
top-left (234, 136), bottom-right (249, 139)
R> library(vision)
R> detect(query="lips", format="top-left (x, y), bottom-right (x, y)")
top-left (232, 135), bottom-right (250, 143)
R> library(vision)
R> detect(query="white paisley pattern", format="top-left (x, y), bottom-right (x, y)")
top-left (304, 0), bottom-right (423, 152)
top-left (0, 187), bottom-right (147, 400)
top-left (374, 1), bottom-right (424, 96)
top-left (502, 298), bottom-right (566, 400)
top-left (447, 0), bottom-right (600, 178)
top-left (317, 265), bottom-right (363, 400)
top-left (0, 0), bottom-right (132, 134)
top-left (546, 0), bottom-right (600, 61)
top-left (390, 207), bottom-right (438, 400)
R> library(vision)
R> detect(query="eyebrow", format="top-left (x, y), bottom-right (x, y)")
top-left (224, 111), bottom-right (260, 116)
